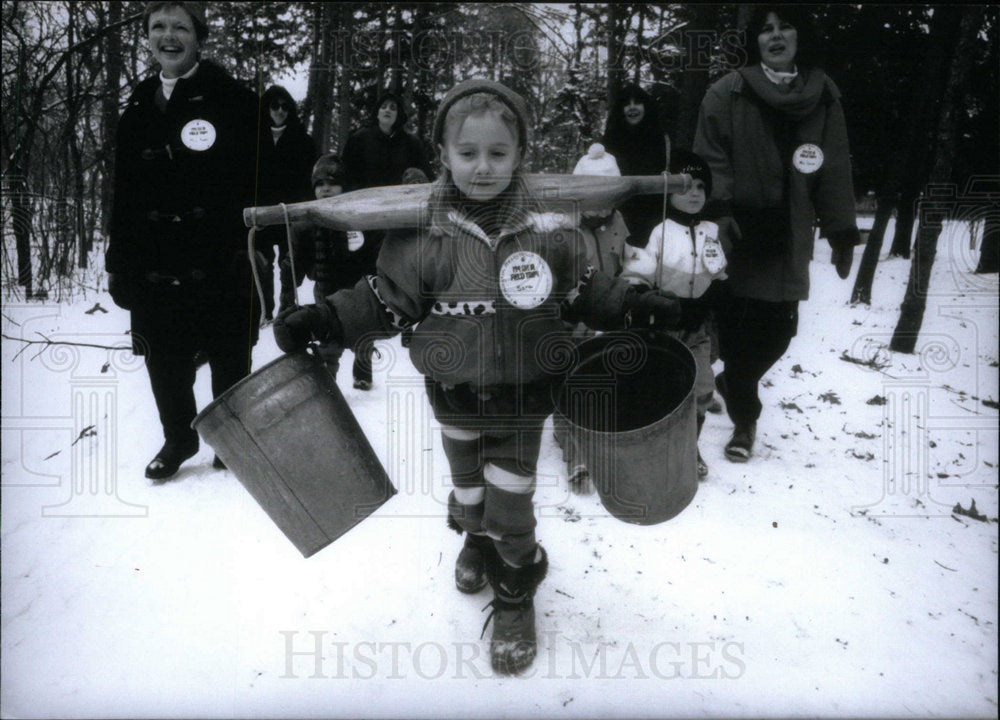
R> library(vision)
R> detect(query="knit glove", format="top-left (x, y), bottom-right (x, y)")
top-left (828, 227), bottom-right (861, 279)
top-left (107, 272), bottom-right (133, 311)
top-left (273, 303), bottom-right (342, 353)
top-left (625, 287), bottom-right (682, 330)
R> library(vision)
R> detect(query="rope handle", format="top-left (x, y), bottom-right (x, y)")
top-left (654, 133), bottom-right (672, 292)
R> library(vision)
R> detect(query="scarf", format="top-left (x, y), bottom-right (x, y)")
top-left (664, 203), bottom-right (701, 228)
top-left (738, 64), bottom-right (828, 121)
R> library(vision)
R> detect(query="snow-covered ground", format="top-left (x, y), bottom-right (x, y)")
top-left (2, 221), bottom-right (997, 719)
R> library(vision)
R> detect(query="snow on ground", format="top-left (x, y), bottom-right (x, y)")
top-left (2, 221), bottom-right (998, 719)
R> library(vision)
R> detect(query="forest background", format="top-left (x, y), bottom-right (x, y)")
top-left (2, 2), bottom-right (998, 343)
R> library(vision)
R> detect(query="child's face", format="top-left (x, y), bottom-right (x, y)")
top-left (668, 179), bottom-right (706, 215)
top-left (314, 180), bottom-right (342, 200)
top-left (439, 111), bottom-right (521, 202)
top-left (624, 98), bottom-right (645, 125)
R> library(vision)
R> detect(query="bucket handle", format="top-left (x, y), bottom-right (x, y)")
top-left (247, 203), bottom-right (301, 317)
top-left (654, 134), bottom-right (671, 292)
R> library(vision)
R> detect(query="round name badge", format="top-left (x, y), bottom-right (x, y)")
top-left (180, 119), bottom-right (216, 151)
top-left (702, 236), bottom-right (726, 274)
top-left (499, 251), bottom-right (553, 309)
top-left (792, 143), bottom-right (824, 174)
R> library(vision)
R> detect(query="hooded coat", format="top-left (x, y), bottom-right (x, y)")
top-left (257, 85), bottom-right (317, 206)
top-left (601, 85), bottom-right (670, 248)
top-left (107, 60), bottom-right (261, 354)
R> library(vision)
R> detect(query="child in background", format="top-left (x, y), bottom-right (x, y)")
top-left (554, 143), bottom-right (631, 494)
top-left (620, 149), bottom-right (729, 479)
top-left (290, 154), bottom-right (375, 378)
top-left (273, 78), bottom-right (681, 675)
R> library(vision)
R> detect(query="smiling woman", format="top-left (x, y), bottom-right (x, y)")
top-left (105, 1), bottom-right (262, 481)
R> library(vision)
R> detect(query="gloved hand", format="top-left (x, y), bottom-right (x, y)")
top-left (272, 303), bottom-right (341, 353)
top-left (828, 227), bottom-right (861, 279)
top-left (107, 272), bottom-right (133, 310)
top-left (626, 287), bottom-right (682, 330)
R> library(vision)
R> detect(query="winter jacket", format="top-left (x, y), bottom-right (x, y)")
top-left (106, 61), bottom-right (261, 354)
top-left (341, 125), bottom-right (433, 192)
top-left (620, 215), bottom-right (727, 332)
top-left (693, 65), bottom-right (857, 302)
top-left (293, 225), bottom-right (378, 298)
top-left (257, 121), bottom-right (317, 206)
top-left (323, 179), bottom-right (634, 389)
top-left (579, 210), bottom-right (629, 277)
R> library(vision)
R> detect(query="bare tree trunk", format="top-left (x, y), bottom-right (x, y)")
top-left (307, 3), bottom-right (336, 153)
top-left (336, 3), bottom-right (353, 153)
top-left (606, 3), bottom-right (625, 110)
top-left (887, 5), bottom-right (963, 259)
top-left (851, 192), bottom-right (896, 304)
top-left (975, 210), bottom-right (1000, 273)
top-left (891, 6), bottom-right (985, 354)
top-left (100, 1), bottom-right (122, 239)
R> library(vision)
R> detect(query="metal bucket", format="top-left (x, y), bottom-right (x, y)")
top-left (192, 350), bottom-right (396, 557)
top-left (553, 330), bottom-right (697, 525)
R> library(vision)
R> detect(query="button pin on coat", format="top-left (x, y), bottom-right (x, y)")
top-left (180, 119), bottom-right (216, 151)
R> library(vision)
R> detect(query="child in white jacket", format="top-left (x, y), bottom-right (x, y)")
top-left (620, 149), bottom-right (729, 478)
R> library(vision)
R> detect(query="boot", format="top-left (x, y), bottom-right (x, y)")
top-left (724, 422), bottom-right (757, 462)
top-left (482, 545), bottom-right (548, 675)
top-left (455, 532), bottom-right (494, 594)
top-left (145, 439), bottom-right (199, 480)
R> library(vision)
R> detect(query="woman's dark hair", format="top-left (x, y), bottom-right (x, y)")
top-left (603, 83), bottom-right (662, 145)
top-left (142, 1), bottom-right (209, 42)
top-left (261, 85), bottom-right (301, 127)
top-left (372, 92), bottom-right (408, 134)
top-left (744, 5), bottom-right (824, 69)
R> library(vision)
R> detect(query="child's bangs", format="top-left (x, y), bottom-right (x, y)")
top-left (443, 92), bottom-right (519, 143)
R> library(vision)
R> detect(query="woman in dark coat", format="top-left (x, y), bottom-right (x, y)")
top-left (602, 83), bottom-right (669, 248)
top-left (337, 91), bottom-right (433, 389)
top-left (106, 1), bottom-right (261, 480)
top-left (256, 84), bottom-right (317, 318)
top-left (693, 5), bottom-right (860, 463)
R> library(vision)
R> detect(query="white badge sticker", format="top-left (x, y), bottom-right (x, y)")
top-left (499, 251), bottom-right (553, 309)
top-left (702, 236), bottom-right (726, 275)
top-left (180, 119), bottom-right (216, 151)
top-left (792, 143), bottom-right (824, 174)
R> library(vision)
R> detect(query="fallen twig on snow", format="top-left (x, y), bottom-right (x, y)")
top-left (2, 332), bottom-right (131, 362)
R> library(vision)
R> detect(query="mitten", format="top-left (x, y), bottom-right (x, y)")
top-left (828, 227), bottom-right (861, 279)
top-left (625, 287), bottom-right (682, 330)
top-left (108, 272), bottom-right (133, 310)
top-left (273, 303), bottom-right (342, 353)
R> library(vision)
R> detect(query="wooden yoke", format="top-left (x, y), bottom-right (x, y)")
top-left (243, 173), bottom-right (693, 230)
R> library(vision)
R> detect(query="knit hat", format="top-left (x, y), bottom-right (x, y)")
top-left (431, 78), bottom-right (530, 152)
top-left (573, 143), bottom-right (621, 177)
top-left (311, 153), bottom-right (345, 187)
top-left (142, 2), bottom-right (209, 41)
top-left (670, 148), bottom-right (712, 197)
top-left (401, 167), bottom-right (429, 184)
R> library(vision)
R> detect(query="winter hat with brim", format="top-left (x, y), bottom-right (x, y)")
top-left (311, 153), bottom-right (345, 187)
top-left (670, 148), bottom-right (712, 197)
top-left (432, 78), bottom-right (530, 152)
top-left (573, 143), bottom-right (621, 177)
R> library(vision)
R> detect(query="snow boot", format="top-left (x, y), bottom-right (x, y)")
top-left (482, 545), bottom-right (548, 676)
top-left (145, 439), bottom-right (198, 480)
top-left (455, 532), bottom-right (495, 594)
top-left (724, 422), bottom-right (756, 463)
